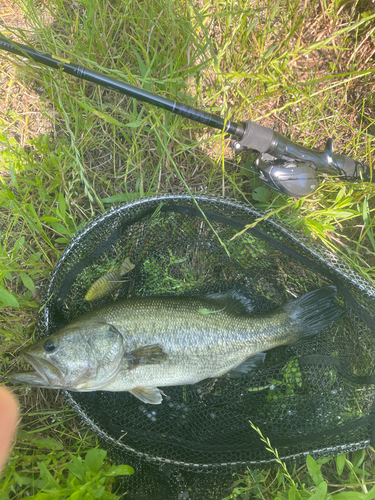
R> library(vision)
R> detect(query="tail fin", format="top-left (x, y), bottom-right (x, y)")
top-left (283, 286), bottom-right (345, 337)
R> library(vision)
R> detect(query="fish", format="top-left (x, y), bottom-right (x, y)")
top-left (9, 286), bottom-right (345, 404)
top-left (85, 257), bottom-right (135, 301)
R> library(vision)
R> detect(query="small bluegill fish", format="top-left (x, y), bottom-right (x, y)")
top-left (85, 257), bottom-right (135, 301)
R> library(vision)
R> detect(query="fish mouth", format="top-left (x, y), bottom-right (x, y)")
top-left (12, 352), bottom-right (64, 388)
top-left (8, 369), bottom-right (49, 387)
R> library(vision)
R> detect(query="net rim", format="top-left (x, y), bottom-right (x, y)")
top-left (39, 193), bottom-right (375, 468)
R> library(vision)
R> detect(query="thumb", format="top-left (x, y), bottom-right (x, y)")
top-left (0, 386), bottom-right (19, 473)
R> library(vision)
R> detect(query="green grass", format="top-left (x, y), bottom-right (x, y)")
top-left (0, 413), bottom-right (133, 499)
top-left (223, 427), bottom-right (375, 499)
top-left (0, 0), bottom-right (375, 498)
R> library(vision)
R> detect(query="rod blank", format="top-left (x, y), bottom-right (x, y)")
top-left (0, 36), bottom-right (245, 138)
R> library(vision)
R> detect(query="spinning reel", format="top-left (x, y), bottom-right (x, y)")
top-left (0, 35), bottom-right (371, 197)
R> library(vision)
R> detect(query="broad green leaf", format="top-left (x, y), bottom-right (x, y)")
top-left (25, 202), bottom-right (43, 228)
top-left (69, 490), bottom-right (81, 500)
top-left (365, 485), bottom-right (375, 500)
top-left (14, 472), bottom-right (34, 487)
top-left (14, 236), bottom-right (25, 252)
top-left (336, 453), bottom-right (346, 476)
top-left (361, 11), bottom-right (373, 19)
top-left (37, 461), bottom-right (59, 488)
top-left (133, 49), bottom-right (151, 88)
top-left (0, 286), bottom-right (19, 308)
top-left (335, 186), bottom-right (346, 204)
top-left (19, 272), bottom-right (35, 292)
top-left (17, 431), bottom-right (63, 450)
top-left (41, 216), bottom-right (61, 223)
top-left (306, 455), bottom-right (324, 486)
top-left (122, 120), bottom-right (143, 128)
top-left (309, 481), bottom-right (327, 500)
top-left (93, 486), bottom-right (106, 498)
top-left (7, 160), bottom-right (18, 189)
top-left (277, 471), bottom-right (284, 487)
top-left (103, 465), bottom-right (134, 477)
top-left (288, 485), bottom-right (303, 500)
top-left (316, 457), bottom-right (332, 466)
top-left (67, 456), bottom-right (85, 480)
top-left (352, 449), bottom-right (366, 469)
top-left (252, 186), bottom-right (271, 203)
top-left (84, 448), bottom-right (107, 474)
top-left (50, 222), bottom-right (71, 235)
top-left (0, 184), bottom-right (16, 200)
top-left (265, 43), bottom-right (278, 59)
top-left (333, 493), bottom-right (367, 499)
top-left (27, 252), bottom-right (42, 262)
top-left (196, 307), bottom-right (225, 315)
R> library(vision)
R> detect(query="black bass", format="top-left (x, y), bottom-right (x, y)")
top-left (9, 286), bottom-right (344, 404)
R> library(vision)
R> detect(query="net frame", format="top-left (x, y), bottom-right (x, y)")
top-left (36, 193), bottom-right (375, 497)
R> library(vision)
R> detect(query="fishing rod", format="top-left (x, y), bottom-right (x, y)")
top-left (0, 35), bottom-right (371, 197)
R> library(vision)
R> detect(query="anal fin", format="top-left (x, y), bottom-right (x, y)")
top-left (227, 352), bottom-right (266, 378)
top-left (129, 386), bottom-right (164, 404)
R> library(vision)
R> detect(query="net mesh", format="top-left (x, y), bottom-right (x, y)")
top-left (37, 194), bottom-right (375, 499)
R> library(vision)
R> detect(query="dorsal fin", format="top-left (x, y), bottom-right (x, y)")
top-left (204, 288), bottom-right (255, 315)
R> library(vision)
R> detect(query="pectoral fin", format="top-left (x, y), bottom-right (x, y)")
top-left (129, 386), bottom-right (164, 404)
top-left (124, 344), bottom-right (168, 369)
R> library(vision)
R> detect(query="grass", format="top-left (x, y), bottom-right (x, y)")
top-left (0, 0), bottom-right (374, 498)
top-left (223, 425), bottom-right (375, 499)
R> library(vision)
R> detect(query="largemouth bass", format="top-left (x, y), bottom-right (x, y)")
top-left (9, 286), bottom-right (344, 404)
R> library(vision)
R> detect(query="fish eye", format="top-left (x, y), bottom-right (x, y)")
top-left (43, 339), bottom-right (57, 352)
